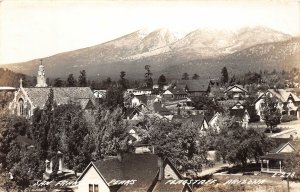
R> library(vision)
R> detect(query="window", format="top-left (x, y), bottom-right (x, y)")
top-left (89, 184), bottom-right (99, 192)
top-left (18, 98), bottom-right (24, 116)
top-left (89, 184), bottom-right (93, 192)
top-left (94, 184), bottom-right (99, 192)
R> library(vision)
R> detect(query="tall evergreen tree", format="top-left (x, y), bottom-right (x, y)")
top-left (67, 73), bottom-right (76, 87)
top-left (192, 74), bottom-right (200, 80)
top-left (182, 73), bottom-right (189, 80)
top-left (54, 78), bottom-right (63, 87)
top-left (221, 67), bottom-right (229, 84)
top-left (157, 74), bottom-right (167, 89)
top-left (78, 70), bottom-right (87, 87)
top-left (144, 65), bottom-right (153, 88)
top-left (118, 71), bottom-right (129, 90)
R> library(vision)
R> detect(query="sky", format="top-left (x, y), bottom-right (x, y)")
top-left (0, 0), bottom-right (299, 64)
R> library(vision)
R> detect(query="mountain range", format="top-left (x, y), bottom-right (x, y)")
top-left (1, 26), bottom-right (299, 80)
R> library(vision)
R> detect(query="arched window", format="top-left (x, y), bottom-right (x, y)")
top-left (18, 98), bottom-right (24, 116)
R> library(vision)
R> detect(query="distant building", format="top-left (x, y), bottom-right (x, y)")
top-left (224, 84), bottom-right (248, 100)
top-left (9, 63), bottom-right (96, 118)
top-left (177, 80), bottom-right (211, 97)
top-left (255, 89), bottom-right (300, 121)
top-left (36, 61), bottom-right (48, 87)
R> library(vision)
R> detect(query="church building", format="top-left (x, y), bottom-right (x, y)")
top-left (9, 61), bottom-right (96, 118)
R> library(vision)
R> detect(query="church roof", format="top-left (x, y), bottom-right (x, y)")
top-left (23, 87), bottom-right (95, 109)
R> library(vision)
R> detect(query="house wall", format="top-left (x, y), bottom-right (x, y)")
top-left (164, 164), bottom-right (180, 180)
top-left (78, 166), bottom-right (110, 192)
top-left (280, 145), bottom-right (295, 153)
top-left (131, 97), bottom-right (141, 107)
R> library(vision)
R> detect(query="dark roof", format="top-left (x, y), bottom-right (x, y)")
top-left (169, 87), bottom-right (188, 95)
top-left (124, 108), bottom-right (141, 119)
top-left (172, 114), bottom-right (207, 127)
top-left (153, 180), bottom-right (191, 192)
top-left (135, 95), bottom-right (148, 105)
top-left (23, 87), bottom-right (95, 109)
top-left (260, 153), bottom-right (292, 160)
top-left (15, 135), bottom-right (34, 146)
top-left (93, 153), bottom-right (160, 184)
top-left (178, 80), bottom-right (210, 92)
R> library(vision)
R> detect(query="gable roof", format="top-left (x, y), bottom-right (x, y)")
top-left (224, 85), bottom-right (248, 93)
top-left (15, 135), bottom-right (34, 146)
top-left (153, 180), bottom-right (192, 192)
top-left (269, 142), bottom-right (296, 154)
top-left (93, 153), bottom-right (160, 183)
top-left (134, 95), bottom-right (148, 105)
top-left (22, 87), bottom-right (95, 109)
top-left (178, 80), bottom-right (210, 92)
top-left (124, 107), bottom-right (142, 119)
top-left (257, 89), bottom-right (300, 103)
top-left (76, 161), bottom-right (110, 187)
top-left (169, 87), bottom-right (188, 95)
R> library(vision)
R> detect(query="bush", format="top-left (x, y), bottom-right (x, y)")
top-left (281, 115), bottom-right (298, 123)
top-left (265, 127), bottom-right (282, 133)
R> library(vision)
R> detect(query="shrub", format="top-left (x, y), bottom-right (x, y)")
top-left (281, 115), bottom-right (297, 123)
top-left (265, 127), bottom-right (282, 133)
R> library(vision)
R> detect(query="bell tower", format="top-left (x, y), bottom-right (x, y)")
top-left (36, 59), bottom-right (48, 87)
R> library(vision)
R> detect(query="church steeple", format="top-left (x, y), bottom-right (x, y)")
top-left (36, 59), bottom-right (48, 87)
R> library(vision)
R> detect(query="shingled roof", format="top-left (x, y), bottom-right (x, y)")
top-left (178, 80), bottom-right (211, 93)
top-left (23, 87), bottom-right (95, 109)
top-left (256, 89), bottom-right (300, 104)
top-left (153, 180), bottom-right (192, 192)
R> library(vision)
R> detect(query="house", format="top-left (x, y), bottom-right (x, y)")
top-left (130, 95), bottom-right (148, 107)
top-left (9, 64), bottom-right (96, 118)
top-left (224, 84), bottom-right (248, 100)
top-left (93, 90), bottom-right (106, 99)
top-left (177, 80), bottom-right (211, 97)
top-left (173, 114), bottom-right (209, 132)
top-left (163, 87), bottom-right (188, 100)
top-left (124, 107), bottom-right (144, 120)
top-left (255, 89), bottom-right (300, 121)
top-left (230, 108), bottom-right (250, 128)
top-left (260, 142), bottom-right (296, 173)
top-left (76, 153), bottom-right (192, 192)
top-left (206, 112), bottom-right (221, 132)
top-left (132, 87), bottom-right (152, 96)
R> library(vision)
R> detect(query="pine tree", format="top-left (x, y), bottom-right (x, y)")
top-left (221, 67), bottom-right (229, 84)
top-left (192, 74), bottom-right (199, 80)
top-left (67, 74), bottom-right (76, 87)
top-left (157, 74), bottom-right (167, 89)
top-left (182, 73), bottom-right (189, 80)
top-left (144, 65), bottom-right (153, 88)
top-left (78, 70), bottom-right (87, 87)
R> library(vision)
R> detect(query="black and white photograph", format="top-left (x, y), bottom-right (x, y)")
top-left (0, 0), bottom-right (300, 191)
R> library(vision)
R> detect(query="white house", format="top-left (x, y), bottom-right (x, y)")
top-left (255, 89), bottom-right (300, 121)
top-left (76, 153), bottom-right (192, 192)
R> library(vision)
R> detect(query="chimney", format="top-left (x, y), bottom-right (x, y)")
top-left (157, 157), bottom-right (164, 181)
top-left (117, 152), bottom-right (123, 162)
